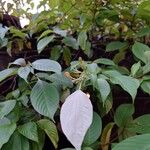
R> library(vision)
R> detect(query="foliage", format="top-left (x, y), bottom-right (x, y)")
top-left (0, 0), bottom-right (150, 150)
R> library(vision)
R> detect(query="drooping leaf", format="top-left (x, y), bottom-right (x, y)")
top-left (127, 114), bottom-right (150, 134)
top-left (0, 68), bottom-right (16, 82)
top-left (18, 67), bottom-right (31, 82)
top-left (101, 123), bottom-right (114, 150)
top-left (0, 123), bottom-right (16, 149)
top-left (38, 119), bottom-right (59, 149)
top-left (0, 100), bottom-right (16, 119)
top-left (109, 74), bottom-right (139, 100)
top-left (83, 112), bottom-right (102, 146)
top-left (114, 104), bottom-right (134, 127)
top-left (60, 90), bottom-right (93, 150)
top-left (2, 131), bottom-right (29, 150)
top-left (106, 41), bottom-right (128, 52)
top-left (37, 35), bottom-right (55, 53)
top-left (18, 122), bottom-right (38, 142)
top-left (97, 78), bottom-right (110, 103)
top-left (112, 134), bottom-right (150, 150)
top-left (32, 59), bottom-right (61, 74)
top-left (30, 80), bottom-right (59, 119)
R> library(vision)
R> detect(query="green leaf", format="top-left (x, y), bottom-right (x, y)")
top-left (114, 104), bottom-right (134, 127)
top-left (37, 35), bottom-right (55, 53)
top-left (18, 122), bottom-right (38, 142)
top-left (51, 46), bottom-right (62, 60)
top-left (106, 41), bottom-right (128, 52)
top-left (77, 31), bottom-right (87, 50)
top-left (53, 28), bottom-right (67, 37)
top-left (0, 24), bottom-right (8, 39)
top-left (131, 62), bottom-right (141, 77)
top-left (30, 80), bottom-right (59, 119)
top-left (18, 67), bottom-right (31, 82)
top-left (136, 27), bottom-right (150, 37)
top-left (141, 80), bottom-right (150, 94)
top-left (94, 58), bottom-right (115, 66)
top-left (9, 58), bottom-right (26, 67)
top-left (109, 75), bottom-right (139, 100)
top-left (38, 119), bottom-right (59, 149)
top-left (2, 131), bottom-right (29, 150)
top-left (0, 69), bottom-right (16, 82)
top-left (48, 73), bottom-right (73, 88)
top-left (127, 114), bottom-right (150, 134)
top-left (32, 59), bottom-right (62, 74)
top-left (97, 78), bottom-right (110, 103)
top-left (83, 112), bottom-right (102, 146)
top-left (0, 100), bottom-right (16, 119)
top-left (38, 30), bottom-right (53, 41)
top-left (142, 63), bottom-right (150, 75)
top-left (101, 122), bottom-right (114, 150)
top-left (63, 47), bottom-right (71, 66)
top-left (132, 42), bottom-right (150, 63)
top-left (112, 134), bottom-right (150, 150)
top-left (30, 130), bottom-right (45, 150)
top-left (0, 123), bottom-right (16, 149)
top-left (63, 37), bottom-right (79, 50)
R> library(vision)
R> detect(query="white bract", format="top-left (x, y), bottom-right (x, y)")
top-left (60, 90), bottom-right (93, 150)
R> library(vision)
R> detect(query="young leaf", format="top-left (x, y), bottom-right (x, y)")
top-left (18, 122), bottom-right (38, 142)
top-left (32, 59), bottom-right (62, 74)
top-left (2, 131), bottom-right (29, 150)
top-left (0, 100), bottom-right (16, 119)
top-left (37, 35), bottom-right (55, 53)
top-left (83, 112), bottom-right (102, 146)
top-left (0, 123), bottom-right (16, 149)
top-left (112, 134), bottom-right (150, 150)
top-left (30, 80), bottom-right (59, 120)
top-left (106, 41), bottom-right (128, 52)
top-left (97, 78), bottom-right (110, 103)
top-left (114, 104), bottom-right (134, 127)
top-left (38, 119), bottom-right (59, 149)
top-left (60, 90), bottom-right (93, 150)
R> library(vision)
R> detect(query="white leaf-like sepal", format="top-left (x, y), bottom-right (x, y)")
top-left (60, 90), bottom-right (93, 150)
